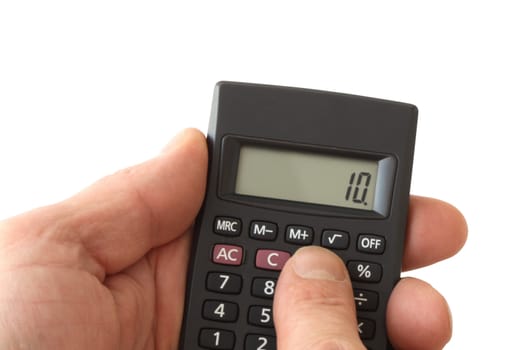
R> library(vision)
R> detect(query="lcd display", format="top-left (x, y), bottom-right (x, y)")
top-left (235, 145), bottom-right (379, 210)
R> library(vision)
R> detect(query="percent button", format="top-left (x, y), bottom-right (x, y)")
top-left (347, 261), bottom-right (382, 283)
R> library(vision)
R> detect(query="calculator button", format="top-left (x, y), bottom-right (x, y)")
top-left (357, 234), bottom-right (385, 254)
top-left (357, 318), bottom-right (376, 340)
top-left (199, 328), bottom-right (235, 349)
top-left (202, 300), bottom-right (239, 322)
top-left (248, 305), bottom-right (274, 327)
top-left (285, 225), bottom-right (314, 245)
top-left (347, 261), bottom-right (382, 283)
top-left (252, 278), bottom-right (277, 299)
top-left (214, 217), bottom-right (242, 236)
top-left (206, 272), bottom-right (242, 294)
top-left (353, 289), bottom-right (379, 311)
top-left (255, 249), bottom-right (291, 271)
top-left (245, 334), bottom-right (276, 350)
top-left (250, 221), bottom-right (278, 241)
top-left (213, 244), bottom-right (243, 266)
top-left (321, 230), bottom-right (350, 249)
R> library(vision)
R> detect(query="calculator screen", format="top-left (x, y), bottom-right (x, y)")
top-left (235, 145), bottom-right (380, 211)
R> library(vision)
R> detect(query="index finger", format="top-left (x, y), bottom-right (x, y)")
top-left (403, 195), bottom-right (468, 271)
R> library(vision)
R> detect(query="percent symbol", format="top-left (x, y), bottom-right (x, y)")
top-left (357, 264), bottom-right (372, 278)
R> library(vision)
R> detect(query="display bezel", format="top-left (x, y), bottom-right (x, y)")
top-left (218, 135), bottom-right (397, 218)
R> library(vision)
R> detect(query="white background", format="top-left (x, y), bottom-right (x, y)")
top-left (1, 2), bottom-right (523, 348)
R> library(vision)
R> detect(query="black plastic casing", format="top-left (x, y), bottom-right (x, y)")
top-left (179, 82), bottom-right (418, 350)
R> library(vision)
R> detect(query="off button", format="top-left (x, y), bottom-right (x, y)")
top-left (357, 234), bottom-right (385, 254)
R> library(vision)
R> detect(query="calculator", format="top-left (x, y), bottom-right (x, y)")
top-left (179, 82), bottom-right (418, 350)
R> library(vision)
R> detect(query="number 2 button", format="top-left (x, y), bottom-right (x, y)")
top-left (245, 334), bottom-right (276, 350)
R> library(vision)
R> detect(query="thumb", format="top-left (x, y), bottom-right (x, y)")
top-left (274, 246), bottom-right (366, 350)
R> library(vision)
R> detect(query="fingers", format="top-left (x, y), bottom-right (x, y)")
top-left (387, 277), bottom-right (452, 350)
top-left (403, 196), bottom-right (468, 271)
top-left (0, 128), bottom-right (208, 276)
top-left (274, 246), bottom-right (366, 350)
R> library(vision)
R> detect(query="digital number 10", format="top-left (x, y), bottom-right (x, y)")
top-left (345, 172), bottom-right (372, 206)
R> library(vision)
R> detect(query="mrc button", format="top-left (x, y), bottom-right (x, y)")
top-left (214, 216), bottom-right (242, 236)
top-left (357, 234), bottom-right (385, 254)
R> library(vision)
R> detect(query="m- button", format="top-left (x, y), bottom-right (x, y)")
top-left (250, 221), bottom-right (278, 241)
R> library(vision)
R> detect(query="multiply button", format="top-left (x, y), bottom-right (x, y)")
top-left (285, 225), bottom-right (313, 245)
top-left (347, 261), bottom-right (382, 282)
top-left (357, 318), bottom-right (376, 340)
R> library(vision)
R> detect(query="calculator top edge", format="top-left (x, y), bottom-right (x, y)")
top-left (215, 81), bottom-right (418, 115)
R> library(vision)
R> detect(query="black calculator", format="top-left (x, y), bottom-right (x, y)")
top-left (179, 82), bottom-right (418, 350)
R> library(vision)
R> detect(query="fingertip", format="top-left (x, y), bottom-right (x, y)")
top-left (274, 246), bottom-right (365, 350)
top-left (162, 128), bottom-right (207, 155)
top-left (404, 196), bottom-right (468, 270)
top-left (387, 277), bottom-right (452, 350)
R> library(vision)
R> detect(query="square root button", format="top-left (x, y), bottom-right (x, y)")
top-left (256, 249), bottom-right (291, 271)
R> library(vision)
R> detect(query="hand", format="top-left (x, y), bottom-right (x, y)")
top-left (274, 198), bottom-right (467, 349)
top-left (0, 128), bottom-right (467, 349)
top-left (0, 129), bottom-right (208, 349)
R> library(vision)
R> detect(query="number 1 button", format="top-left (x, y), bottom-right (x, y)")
top-left (199, 328), bottom-right (235, 349)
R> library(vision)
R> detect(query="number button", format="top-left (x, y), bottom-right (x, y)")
top-left (206, 272), bottom-right (242, 294)
top-left (199, 328), bottom-right (235, 349)
top-left (252, 278), bottom-right (277, 299)
top-left (202, 300), bottom-right (239, 322)
top-left (245, 334), bottom-right (276, 350)
top-left (248, 306), bottom-right (273, 327)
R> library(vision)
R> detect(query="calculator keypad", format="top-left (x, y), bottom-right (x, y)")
top-left (198, 216), bottom-right (387, 349)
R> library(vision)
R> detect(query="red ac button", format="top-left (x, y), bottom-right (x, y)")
top-left (213, 244), bottom-right (243, 265)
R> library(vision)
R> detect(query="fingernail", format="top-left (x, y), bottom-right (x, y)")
top-left (292, 246), bottom-right (348, 281)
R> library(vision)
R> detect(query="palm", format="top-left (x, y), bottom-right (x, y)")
top-left (1, 233), bottom-right (190, 349)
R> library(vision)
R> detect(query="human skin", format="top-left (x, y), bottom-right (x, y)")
top-left (0, 129), bottom-right (467, 349)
